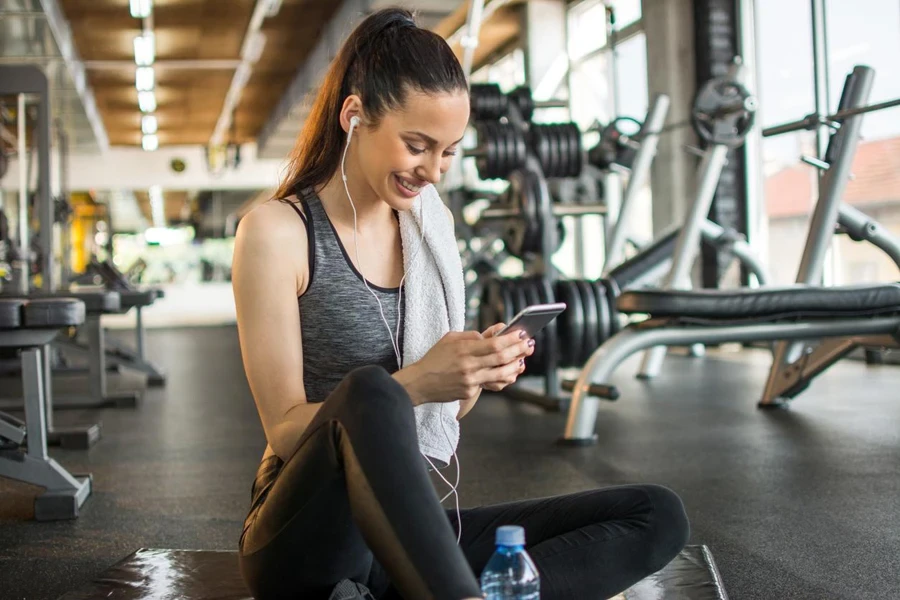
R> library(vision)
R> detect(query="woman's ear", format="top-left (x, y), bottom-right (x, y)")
top-left (340, 94), bottom-right (364, 133)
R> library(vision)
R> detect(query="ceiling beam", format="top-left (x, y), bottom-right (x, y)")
top-left (37, 0), bottom-right (110, 152)
top-left (256, 0), bottom-right (374, 157)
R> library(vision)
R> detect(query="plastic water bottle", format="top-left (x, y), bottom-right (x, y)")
top-left (480, 525), bottom-right (540, 599)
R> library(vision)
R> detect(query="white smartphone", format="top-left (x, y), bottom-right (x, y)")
top-left (493, 302), bottom-right (567, 338)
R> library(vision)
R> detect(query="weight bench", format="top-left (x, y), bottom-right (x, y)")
top-left (561, 283), bottom-right (900, 443)
top-left (48, 290), bottom-right (145, 409)
top-left (57, 545), bottom-right (728, 599)
top-left (0, 297), bottom-right (92, 520)
top-left (103, 288), bottom-right (167, 387)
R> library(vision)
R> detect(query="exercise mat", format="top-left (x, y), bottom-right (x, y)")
top-left (58, 545), bottom-right (728, 599)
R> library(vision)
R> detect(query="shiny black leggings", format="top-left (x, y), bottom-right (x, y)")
top-left (238, 366), bottom-right (689, 600)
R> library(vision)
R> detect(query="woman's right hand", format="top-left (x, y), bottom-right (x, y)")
top-left (395, 328), bottom-right (532, 405)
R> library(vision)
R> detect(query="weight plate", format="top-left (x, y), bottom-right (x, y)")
top-left (592, 279), bottom-right (611, 347)
top-left (513, 127), bottom-right (527, 172)
top-left (603, 278), bottom-right (621, 336)
top-left (691, 77), bottom-right (757, 148)
top-left (567, 123), bottom-right (584, 176)
top-left (510, 86), bottom-right (535, 122)
top-left (531, 126), bottom-right (549, 177)
top-left (574, 280), bottom-right (599, 365)
top-left (471, 83), bottom-right (507, 120)
top-left (550, 125), bottom-right (562, 178)
top-left (557, 124), bottom-right (570, 177)
top-left (555, 280), bottom-right (583, 368)
top-left (504, 124), bottom-right (517, 177)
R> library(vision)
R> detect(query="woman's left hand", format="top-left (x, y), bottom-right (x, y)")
top-left (476, 323), bottom-right (534, 392)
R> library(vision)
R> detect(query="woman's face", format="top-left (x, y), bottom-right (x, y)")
top-left (355, 89), bottom-right (470, 210)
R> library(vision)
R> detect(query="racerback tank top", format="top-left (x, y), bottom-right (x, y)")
top-left (284, 189), bottom-right (404, 403)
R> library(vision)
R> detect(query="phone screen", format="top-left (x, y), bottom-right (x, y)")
top-left (494, 303), bottom-right (567, 338)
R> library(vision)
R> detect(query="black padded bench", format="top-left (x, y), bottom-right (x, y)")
top-left (47, 290), bottom-right (146, 409)
top-left (562, 283), bottom-right (900, 443)
top-left (57, 545), bottom-right (728, 599)
top-left (0, 297), bottom-right (92, 520)
top-left (104, 288), bottom-right (167, 387)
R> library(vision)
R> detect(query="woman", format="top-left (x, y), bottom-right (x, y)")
top-left (233, 8), bottom-right (689, 600)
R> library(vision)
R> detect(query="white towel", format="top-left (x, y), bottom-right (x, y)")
top-left (398, 184), bottom-right (467, 468)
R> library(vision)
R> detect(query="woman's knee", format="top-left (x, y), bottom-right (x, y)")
top-left (336, 366), bottom-right (415, 425)
top-left (642, 484), bottom-right (690, 569)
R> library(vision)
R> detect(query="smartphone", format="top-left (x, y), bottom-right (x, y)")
top-left (494, 303), bottom-right (567, 338)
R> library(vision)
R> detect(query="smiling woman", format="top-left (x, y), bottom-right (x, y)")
top-left (231, 7), bottom-right (686, 600)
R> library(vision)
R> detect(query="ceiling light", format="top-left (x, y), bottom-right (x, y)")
top-left (135, 67), bottom-right (155, 91)
top-left (142, 134), bottom-right (159, 151)
top-left (138, 91), bottom-right (157, 112)
top-left (129, 0), bottom-right (153, 19)
top-left (142, 115), bottom-right (158, 134)
top-left (133, 33), bottom-right (155, 66)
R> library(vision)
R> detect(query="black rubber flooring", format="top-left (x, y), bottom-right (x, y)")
top-left (1, 326), bottom-right (898, 599)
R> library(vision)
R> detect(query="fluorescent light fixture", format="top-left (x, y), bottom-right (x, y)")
top-left (129, 0), bottom-right (152, 18)
top-left (138, 91), bottom-right (156, 112)
top-left (142, 134), bottom-right (159, 151)
top-left (133, 33), bottom-right (155, 66)
top-left (135, 66), bottom-right (155, 91)
top-left (142, 115), bottom-right (158, 134)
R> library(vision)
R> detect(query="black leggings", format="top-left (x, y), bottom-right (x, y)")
top-left (238, 366), bottom-right (689, 600)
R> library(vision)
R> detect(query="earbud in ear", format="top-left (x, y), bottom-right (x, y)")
top-left (350, 115), bottom-right (360, 128)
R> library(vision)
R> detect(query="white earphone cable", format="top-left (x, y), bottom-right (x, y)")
top-left (342, 117), bottom-right (462, 543)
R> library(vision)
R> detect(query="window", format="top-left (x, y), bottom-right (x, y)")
top-left (756, 0), bottom-right (816, 284)
top-left (825, 0), bottom-right (900, 284)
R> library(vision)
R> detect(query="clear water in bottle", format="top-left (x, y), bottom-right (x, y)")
top-left (480, 525), bottom-right (540, 600)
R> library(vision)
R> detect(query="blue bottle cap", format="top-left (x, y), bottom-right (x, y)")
top-left (495, 525), bottom-right (525, 546)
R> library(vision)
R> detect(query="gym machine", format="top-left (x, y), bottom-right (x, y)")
top-left (469, 61), bottom-right (767, 411)
top-left (0, 66), bottom-right (94, 519)
top-left (560, 65), bottom-right (900, 444)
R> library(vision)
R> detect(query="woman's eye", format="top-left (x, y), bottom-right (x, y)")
top-left (407, 144), bottom-right (425, 155)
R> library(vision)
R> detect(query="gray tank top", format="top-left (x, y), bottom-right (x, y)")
top-left (286, 190), bottom-right (404, 403)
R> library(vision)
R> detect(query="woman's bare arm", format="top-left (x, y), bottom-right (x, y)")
top-left (232, 201), bottom-right (322, 461)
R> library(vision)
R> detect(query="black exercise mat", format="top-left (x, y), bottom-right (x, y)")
top-left (56, 545), bottom-right (727, 599)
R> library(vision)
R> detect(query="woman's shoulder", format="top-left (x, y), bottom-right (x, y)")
top-left (235, 197), bottom-right (309, 264)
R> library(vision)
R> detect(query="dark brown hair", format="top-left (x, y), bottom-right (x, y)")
top-left (274, 8), bottom-right (468, 199)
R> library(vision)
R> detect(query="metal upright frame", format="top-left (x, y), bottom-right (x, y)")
top-left (760, 65), bottom-right (900, 405)
top-left (1, 66), bottom-right (54, 293)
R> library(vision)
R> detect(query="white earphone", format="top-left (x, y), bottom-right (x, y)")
top-left (341, 113), bottom-right (463, 542)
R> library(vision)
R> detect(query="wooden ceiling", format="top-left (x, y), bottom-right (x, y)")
top-left (59, 0), bottom-right (340, 147)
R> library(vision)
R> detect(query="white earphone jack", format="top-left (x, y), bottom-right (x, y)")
top-left (341, 115), bottom-right (462, 543)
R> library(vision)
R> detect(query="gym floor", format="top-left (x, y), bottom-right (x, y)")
top-left (1, 326), bottom-right (898, 600)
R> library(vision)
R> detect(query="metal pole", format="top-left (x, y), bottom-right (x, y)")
top-left (16, 94), bottom-right (29, 294)
top-left (810, 0), bottom-right (831, 160)
top-left (794, 66), bottom-right (872, 287)
top-left (761, 65), bottom-right (873, 401)
top-left (37, 80), bottom-right (53, 291)
top-left (603, 94), bottom-right (670, 273)
top-left (460, 0), bottom-right (486, 79)
top-left (736, 0), bottom-right (765, 282)
top-left (638, 143), bottom-right (731, 377)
